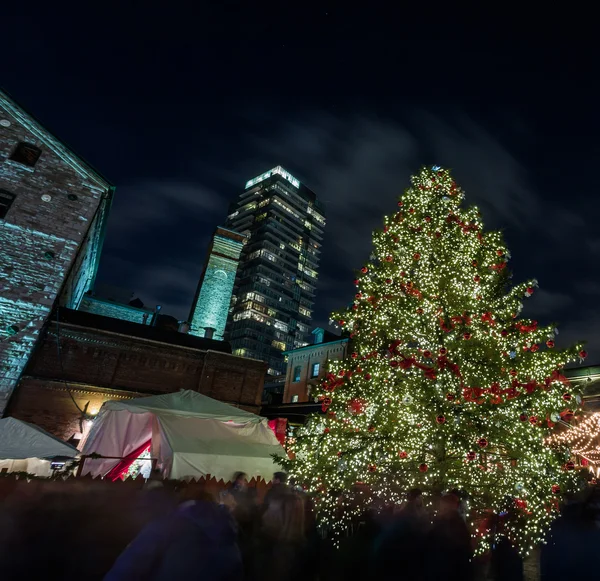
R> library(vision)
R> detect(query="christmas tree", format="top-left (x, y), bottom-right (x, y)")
top-left (280, 166), bottom-right (587, 555)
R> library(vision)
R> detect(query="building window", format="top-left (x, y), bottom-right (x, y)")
top-left (311, 362), bottom-right (320, 377)
top-left (293, 365), bottom-right (301, 382)
top-left (0, 190), bottom-right (16, 219)
top-left (10, 142), bottom-right (42, 167)
top-left (291, 395), bottom-right (299, 403)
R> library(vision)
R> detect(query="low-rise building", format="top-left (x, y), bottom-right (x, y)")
top-left (6, 308), bottom-right (267, 443)
top-left (282, 327), bottom-right (349, 404)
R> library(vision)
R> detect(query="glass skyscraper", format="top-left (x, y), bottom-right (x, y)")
top-left (225, 166), bottom-right (325, 376)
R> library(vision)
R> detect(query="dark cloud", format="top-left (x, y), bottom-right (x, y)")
top-left (95, 107), bottom-right (596, 362)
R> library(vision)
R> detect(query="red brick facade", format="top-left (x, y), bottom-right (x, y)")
top-left (0, 90), bottom-right (113, 416)
top-left (6, 312), bottom-right (267, 441)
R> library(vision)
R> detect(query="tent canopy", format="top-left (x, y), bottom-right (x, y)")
top-left (81, 390), bottom-right (283, 482)
top-left (102, 390), bottom-right (264, 423)
top-left (0, 417), bottom-right (79, 460)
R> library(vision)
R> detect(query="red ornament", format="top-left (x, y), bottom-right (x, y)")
top-left (324, 427), bottom-right (330, 434)
top-left (522, 345), bottom-right (529, 352)
top-left (496, 249), bottom-right (504, 256)
top-left (581, 458), bottom-right (589, 467)
top-left (563, 393), bottom-right (572, 401)
top-left (472, 260), bottom-right (478, 267)
top-left (501, 330), bottom-right (508, 337)
top-left (526, 287), bottom-right (534, 295)
top-left (478, 438), bottom-right (488, 448)
top-left (463, 332), bottom-right (472, 340)
top-left (552, 484), bottom-right (560, 494)
top-left (368, 425), bottom-right (375, 433)
top-left (368, 464), bottom-right (377, 473)
top-left (356, 366), bottom-right (362, 373)
top-left (361, 266), bottom-right (368, 274)
top-left (473, 275), bottom-right (480, 283)
top-left (419, 463), bottom-right (428, 473)
top-left (424, 216), bottom-right (431, 222)
top-left (423, 350), bottom-right (431, 358)
top-left (436, 415), bottom-right (446, 424)
top-left (546, 340), bottom-right (555, 348)
top-left (439, 347), bottom-right (447, 355)
top-left (446, 393), bottom-right (455, 401)
top-left (509, 369), bottom-right (517, 377)
top-left (355, 293), bottom-right (362, 299)
top-left (435, 231), bottom-right (441, 238)
top-left (398, 451), bottom-right (408, 459)
top-left (349, 398), bottom-right (366, 415)
top-left (353, 279), bottom-right (359, 285)
top-left (409, 208), bottom-right (415, 214)
top-left (530, 344), bottom-right (539, 352)
top-left (580, 350), bottom-right (588, 359)
top-left (390, 360), bottom-right (399, 368)
top-left (565, 461), bottom-right (575, 471)
top-left (385, 255), bottom-right (393, 262)
top-left (529, 416), bottom-right (538, 425)
top-left (397, 201), bottom-right (403, 207)
top-left (364, 373), bottom-right (371, 380)
top-left (351, 352), bottom-right (358, 359)
top-left (467, 451), bottom-right (476, 461)
top-left (413, 253), bottom-right (421, 261)
top-left (339, 320), bottom-right (345, 326)
top-left (385, 278), bottom-right (392, 284)
top-left (519, 413), bottom-right (528, 422)
top-left (416, 308), bottom-right (424, 315)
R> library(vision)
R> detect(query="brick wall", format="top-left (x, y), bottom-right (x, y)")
top-left (7, 320), bottom-right (267, 440)
top-left (283, 340), bottom-right (349, 403)
top-left (0, 91), bottom-right (112, 416)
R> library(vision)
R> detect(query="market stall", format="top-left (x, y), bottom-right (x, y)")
top-left (80, 390), bottom-right (283, 481)
top-left (0, 417), bottom-right (79, 477)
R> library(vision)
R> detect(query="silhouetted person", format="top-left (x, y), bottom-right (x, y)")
top-left (103, 496), bottom-right (242, 581)
top-left (372, 489), bottom-right (429, 581)
top-left (263, 471), bottom-right (290, 511)
top-left (541, 487), bottom-right (600, 581)
top-left (425, 493), bottom-right (473, 581)
top-left (251, 492), bottom-right (316, 581)
top-left (491, 535), bottom-right (523, 581)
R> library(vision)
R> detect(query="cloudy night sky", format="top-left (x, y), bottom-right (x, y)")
top-left (3, 5), bottom-right (599, 360)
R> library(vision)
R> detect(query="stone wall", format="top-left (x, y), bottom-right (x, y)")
top-left (0, 91), bottom-right (112, 416)
top-left (79, 296), bottom-right (153, 325)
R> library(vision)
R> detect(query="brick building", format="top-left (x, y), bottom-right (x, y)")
top-left (6, 308), bottom-right (267, 443)
top-left (0, 90), bottom-right (113, 416)
top-left (79, 294), bottom-right (155, 325)
top-left (282, 327), bottom-right (349, 403)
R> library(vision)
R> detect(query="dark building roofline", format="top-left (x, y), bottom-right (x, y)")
top-left (0, 87), bottom-right (114, 189)
top-left (54, 308), bottom-right (232, 353)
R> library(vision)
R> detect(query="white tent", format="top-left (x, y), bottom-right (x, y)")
top-left (0, 417), bottom-right (79, 477)
top-left (80, 390), bottom-right (284, 481)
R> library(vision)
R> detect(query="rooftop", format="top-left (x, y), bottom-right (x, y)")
top-left (54, 308), bottom-right (232, 353)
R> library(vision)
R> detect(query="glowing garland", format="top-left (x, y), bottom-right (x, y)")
top-left (277, 166), bottom-right (586, 556)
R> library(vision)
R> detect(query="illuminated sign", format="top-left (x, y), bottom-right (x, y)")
top-left (245, 166), bottom-right (300, 190)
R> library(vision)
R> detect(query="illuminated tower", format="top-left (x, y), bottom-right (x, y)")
top-left (189, 227), bottom-right (246, 339)
top-left (225, 166), bottom-right (325, 377)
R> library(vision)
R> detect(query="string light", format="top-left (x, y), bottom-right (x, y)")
top-left (277, 166), bottom-right (585, 556)
top-left (547, 413), bottom-right (600, 463)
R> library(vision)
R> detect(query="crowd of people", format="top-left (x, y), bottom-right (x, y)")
top-left (102, 472), bottom-right (600, 581)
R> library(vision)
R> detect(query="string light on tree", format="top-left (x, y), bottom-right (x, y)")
top-left (277, 166), bottom-right (586, 556)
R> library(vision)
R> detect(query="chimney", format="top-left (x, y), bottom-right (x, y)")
top-left (178, 321), bottom-right (190, 334)
top-left (204, 327), bottom-right (215, 339)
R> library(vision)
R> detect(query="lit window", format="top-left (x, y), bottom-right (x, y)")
top-left (311, 363), bottom-right (320, 377)
top-left (0, 190), bottom-right (16, 219)
top-left (292, 395), bottom-right (299, 403)
top-left (293, 366), bottom-right (301, 382)
top-left (10, 142), bottom-right (41, 167)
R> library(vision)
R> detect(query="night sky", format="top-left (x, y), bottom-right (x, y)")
top-left (4, 6), bottom-right (599, 361)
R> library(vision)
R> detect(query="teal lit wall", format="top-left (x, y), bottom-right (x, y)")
top-left (189, 231), bottom-right (245, 340)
